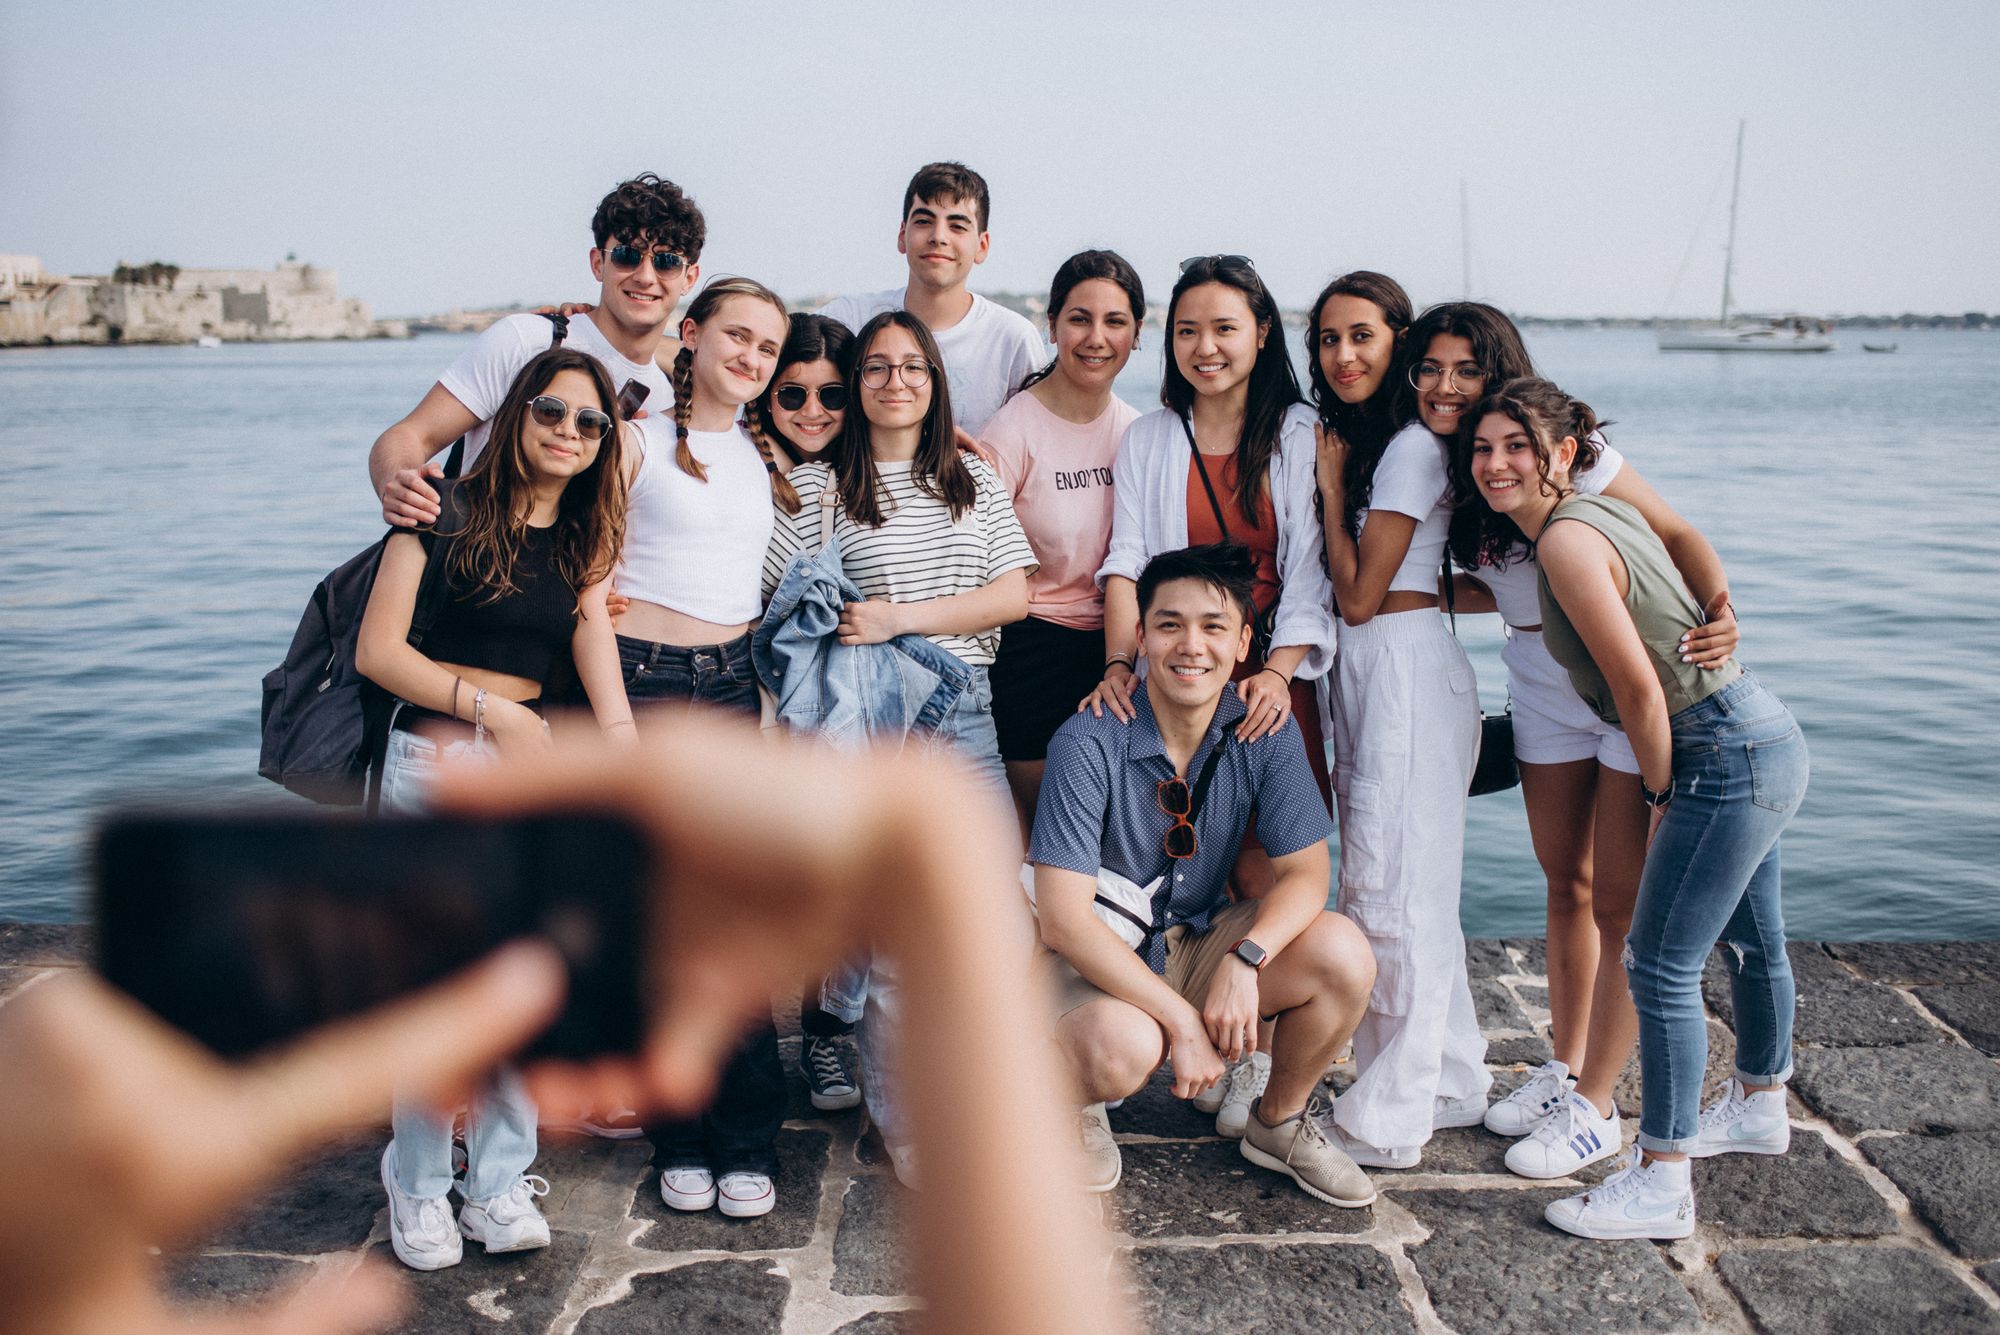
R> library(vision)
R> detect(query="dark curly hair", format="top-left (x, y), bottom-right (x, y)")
top-left (1304, 270), bottom-right (1414, 539)
top-left (591, 173), bottom-right (706, 261)
top-left (1447, 377), bottom-right (1610, 571)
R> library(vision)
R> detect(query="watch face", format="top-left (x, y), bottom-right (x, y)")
top-left (1235, 939), bottom-right (1266, 969)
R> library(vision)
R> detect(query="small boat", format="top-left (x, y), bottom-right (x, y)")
top-left (195, 335), bottom-right (222, 349)
top-left (1862, 342), bottom-right (1899, 354)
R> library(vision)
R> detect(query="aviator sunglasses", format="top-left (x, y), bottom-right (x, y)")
top-left (604, 244), bottom-right (686, 274)
top-left (772, 383), bottom-right (850, 413)
top-left (527, 395), bottom-right (613, 440)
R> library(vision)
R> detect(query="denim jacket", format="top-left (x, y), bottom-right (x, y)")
top-left (753, 538), bottom-right (974, 750)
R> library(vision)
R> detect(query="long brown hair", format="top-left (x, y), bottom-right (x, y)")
top-left (834, 311), bottom-right (975, 526)
top-left (1305, 271), bottom-right (1414, 539)
top-left (444, 346), bottom-right (627, 607)
top-left (668, 276), bottom-right (802, 514)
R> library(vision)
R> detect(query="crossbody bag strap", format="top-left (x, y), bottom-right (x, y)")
top-left (816, 483), bottom-right (838, 553)
top-left (1178, 412), bottom-right (1234, 542)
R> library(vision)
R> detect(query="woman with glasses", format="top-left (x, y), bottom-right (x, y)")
top-left (764, 309), bottom-right (1036, 1184)
top-left (983, 251), bottom-right (1147, 834)
top-left (355, 345), bottom-right (634, 1270)
top-left (755, 313), bottom-right (856, 473)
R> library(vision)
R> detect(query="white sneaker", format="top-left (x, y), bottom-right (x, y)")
top-left (1505, 1090), bottom-right (1622, 1180)
top-left (660, 1166), bottom-right (717, 1211)
top-left (717, 1171), bottom-right (776, 1218)
top-left (1545, 1147), bottom-right (1695, 1240)
top-left (459, 1175), bottom-right (551, 1253)
top-left (1689, 1078), bottom-right (1791, 1158)
top-left (1215, 1051), bottom-right (1271, 1139)
top-left (1078, 1103), bottom-right (1123, 1194)
top-left (381, 1142), bottom-right (462, 1271)
top-left (1484, 1060), bottom-right (1575, 1137)
top-left (1192, 1059), bottom-right (1233, 1115)
top-left (1432, 1091), bottom-right (1488, 1130)
top-left (1328, 1122), bottom-right (1421, 1170)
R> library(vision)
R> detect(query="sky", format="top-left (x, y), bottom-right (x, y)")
top-left (4, 2), bottom-right (1997, 319)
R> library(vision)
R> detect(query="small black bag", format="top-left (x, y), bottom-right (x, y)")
top-left (1442, 553), bottom-right (1522, 798)
top-left (258, 482), bottom-right (467, 805)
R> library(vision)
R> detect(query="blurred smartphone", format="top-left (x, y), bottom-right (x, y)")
top-left (616, 379), bottom-right (651, 419)
top-left (94, 810), bottom-right (651, 1061)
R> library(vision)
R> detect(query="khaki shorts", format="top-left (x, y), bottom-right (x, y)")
top-left (1041, 899), bottom-right (1264, 1019)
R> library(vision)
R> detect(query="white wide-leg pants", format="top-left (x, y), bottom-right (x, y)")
top-left (1328, 608), bottom-right (1490, 1150)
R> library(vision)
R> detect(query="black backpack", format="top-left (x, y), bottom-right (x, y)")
top-left (258, 481), bottom-right (470, 805)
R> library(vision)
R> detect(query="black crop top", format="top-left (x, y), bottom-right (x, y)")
top-left (417, 523), bottom-right (578, 683)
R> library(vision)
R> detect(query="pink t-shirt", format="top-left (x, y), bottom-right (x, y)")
top-left (980, 388), bottom-right (1140, 629)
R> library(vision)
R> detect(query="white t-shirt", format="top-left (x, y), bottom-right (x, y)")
top-left (1475, 442), bottom-right (1625, 626)
top-left (1354, 422), bottom-right (1453, 607)
top-left (436, 313), bottom-right (674, 470)
top-left (763, 457), bottom-right (1038, 666)
top-left (817, 288), bottom-right (1044, 435)
top-left (616, 416), bottom-right (774, 625)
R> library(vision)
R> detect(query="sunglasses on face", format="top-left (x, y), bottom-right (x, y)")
top-left (772, 383), bottom-right (850, 413)
top-left (859, 359), bottom-right (934, 389)
top-left (527, 395), bottom-right (612, 440)
top-left (604, 244), bottom-right (686, 274)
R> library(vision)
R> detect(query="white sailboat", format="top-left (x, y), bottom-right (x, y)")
top-left (1658, 122), bottom-right (1835, 353)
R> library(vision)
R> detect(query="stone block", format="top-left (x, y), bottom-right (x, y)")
top-left (1472, 977), bottom-right (1531, 1032)
top-left (1399, 1188), bottom-right (1701, 1333)
top-left (526, 1135), bottom-right (650, 1224)
top-left (208, 1138), bottom-right (383, 1253)
top-left (1503, 937), bottom-right (1548, 977)
top-left (1706, 943), bottom-right (1938, 1048)
top-left (1692, 1128), bottom-right (1896, 1239)
top-left (1111, 1140), bottom-right (1374, 1238)
top-left (1518, 985), bottom-right (1550, 1012)
top-left (1486, 1035), bottom-right (1554, 1067)
top-left (1466, 937), bottom-right (1513, 978)
top-left (1826, 941), bottom-right (2000, 986)
top-left (1106, 1065), bottom-right (1218, 1140)
top-left (1981, 1261), bottom-right (2000, 1297)
top-left (1792, 1044), bottom-right (2000, 1135)
top-left (0, 921), bottom-right (91, 966)
top-left (1862, 1131), bottom-right (2000, 1259)
top-left (370, 1228), bottom-right (587, 1332)
top-left (1414, 1125), bottom-right (1513, 1175)
top-left (1917, 985), bottom-right (2000, 1056)
top-left (1125, 1242), bottom-right (1413, 1332)
top-left (575, 1259), bottom-right (789, 1334)
top-left (1609, 1020), bottom-right (1744, 1119)
top-left (166, 1254), bottom-right (311, 1308)
top-left (632, 1129), bottom-right (829, 1253)
top-left (830, 1313), bottom-right (918, 1335)
top-left (1717, 1245), bottom-right (2000, 1334)
top-left (832, 1174), bottom-right (911, 1297)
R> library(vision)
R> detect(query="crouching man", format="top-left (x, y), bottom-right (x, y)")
top-left (1030, 544), bottom-right (1378, 1206)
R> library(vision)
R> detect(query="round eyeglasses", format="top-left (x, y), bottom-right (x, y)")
top-left (859, 359), bottom-right (934, 390)
top-left (1408, 361), bottom-right (1489, 393)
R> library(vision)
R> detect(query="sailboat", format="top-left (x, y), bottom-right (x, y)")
top-left (1658, 122), bottom-right (1835, 353)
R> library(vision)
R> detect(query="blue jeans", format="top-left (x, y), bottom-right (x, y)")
top-left (860, 663), bottom-right (1011, 1149)
top-left (619, 632), bottom-right (758, 716)
top-left (379, 719), bottom-right (540, 1201)
top-left (1624, 674), bottom-right (1808, 1153)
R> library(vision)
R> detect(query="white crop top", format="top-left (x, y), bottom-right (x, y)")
top-left (1475, 440), bottom-right (1624, 627)
top-left (1352, 422), bottom-right (1452, 611)
top-left (616, 417), bottom-right (775, 625)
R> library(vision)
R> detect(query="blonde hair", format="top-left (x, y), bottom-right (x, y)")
top-left (671, 276), bottom-right (801, 514)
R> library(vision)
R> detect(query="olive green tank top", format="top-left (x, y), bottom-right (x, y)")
top-left (1536, 494), bottom-right (1741, 727)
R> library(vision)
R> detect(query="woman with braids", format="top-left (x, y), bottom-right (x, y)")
top-left (1083, 255), bottom-right (1335, 1140)
top-left (982, 250), bottom-right (1145, 833)
top-left (356, 345), bottom-right (634, 1270)
top-left (1463, 378), bottom-right (1804, 1239)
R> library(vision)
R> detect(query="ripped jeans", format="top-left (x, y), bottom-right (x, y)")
top-left (1624, 674), bottom-right (1808, 1153)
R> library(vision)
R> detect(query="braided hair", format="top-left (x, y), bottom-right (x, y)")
top-left (668, 276), bottom-right (801, 514)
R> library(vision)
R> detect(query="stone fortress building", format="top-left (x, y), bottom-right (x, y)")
top-left (0, 253), bottom-right (396, 346)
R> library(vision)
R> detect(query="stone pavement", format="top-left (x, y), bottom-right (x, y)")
top-left (6, 922), bottom-right (2000, 1333)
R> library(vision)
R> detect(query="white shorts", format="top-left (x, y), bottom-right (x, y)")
top-left (1502, 629), bottom-right (1640, 773)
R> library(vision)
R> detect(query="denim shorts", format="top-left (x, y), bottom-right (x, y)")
top-left (618, 631), bottom-right (758, 717)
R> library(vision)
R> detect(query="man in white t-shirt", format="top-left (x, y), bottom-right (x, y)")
top-left (369, 173), bottom-right (705, 527)
top-left (818, 161), bottom-right (1044, 436)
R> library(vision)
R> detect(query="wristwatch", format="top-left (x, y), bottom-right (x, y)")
top-left (1641, 781), bottom-right (1674, 810)
top-left (1230, 938), bottom-right (1269, 971)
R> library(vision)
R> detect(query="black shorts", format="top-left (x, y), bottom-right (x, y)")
top-left (989, 616), bottom-right (1105, 762)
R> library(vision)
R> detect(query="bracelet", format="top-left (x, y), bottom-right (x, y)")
top-left (1257, 666), bottom-right (1292, 687)
top-left (1102, 655), bottom-right (1134, 679)
top-left (1641, 780), bottom-right (1674, 810)
top-left (449, 674), bottom-right (465, 722)
top-left (473, 687), bottom-right (488, 741)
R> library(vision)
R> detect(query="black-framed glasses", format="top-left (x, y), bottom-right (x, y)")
top-left (1180, 254), bottom-right (1256, 274)
top-left (1156, 776), bottom-right (1199, 859)
top-left (859, 358), bottom-right (934, 389)
top-left (527, 395), bottom-right (612, 440)
top-left (1408, 361), bottom-right (1489, 393)
top-left (604, 244), bottom-right (685, 274)
top-left (772, 383), bottom-right (851, 413)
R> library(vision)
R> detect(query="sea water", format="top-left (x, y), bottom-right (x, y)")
top-left (1, 328), bottom-right (1995, 936)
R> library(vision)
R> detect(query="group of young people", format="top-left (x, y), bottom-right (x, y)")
top-left (353, 163), bottom-right (1807, 1267)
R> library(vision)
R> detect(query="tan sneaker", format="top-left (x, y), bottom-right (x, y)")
top-left (1239, 1094), bottom-right (1376, 1208)
top-left (1078, 1102), bottom-right (1122, 1193)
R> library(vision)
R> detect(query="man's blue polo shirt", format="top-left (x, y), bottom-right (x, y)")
top-left (1029, 681), bottom-right (1332, 966)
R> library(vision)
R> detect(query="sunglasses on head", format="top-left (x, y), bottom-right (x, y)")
top-left (604, 244), bottom-right (686, 274)
top-left (772, 383), bottom-right (850, 413)
top-left (527, 395), bottom-right (612, 440)
top-left (1180, 254), bottom-right (1256, 275)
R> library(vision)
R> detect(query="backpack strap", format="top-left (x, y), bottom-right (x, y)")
top-left (439, 313), bottom-right (570, 480)
top-left (407, 480), bottom-right (468, 649)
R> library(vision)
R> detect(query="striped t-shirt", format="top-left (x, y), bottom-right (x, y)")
top-left (764, 457), bottom-right (1038, 666)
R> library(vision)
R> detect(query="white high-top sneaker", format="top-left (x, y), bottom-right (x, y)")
top-left (1544, 1147), bottom-right (1695, 1240)
top-left (1688, 1078), bottom-right (1791, 1158)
